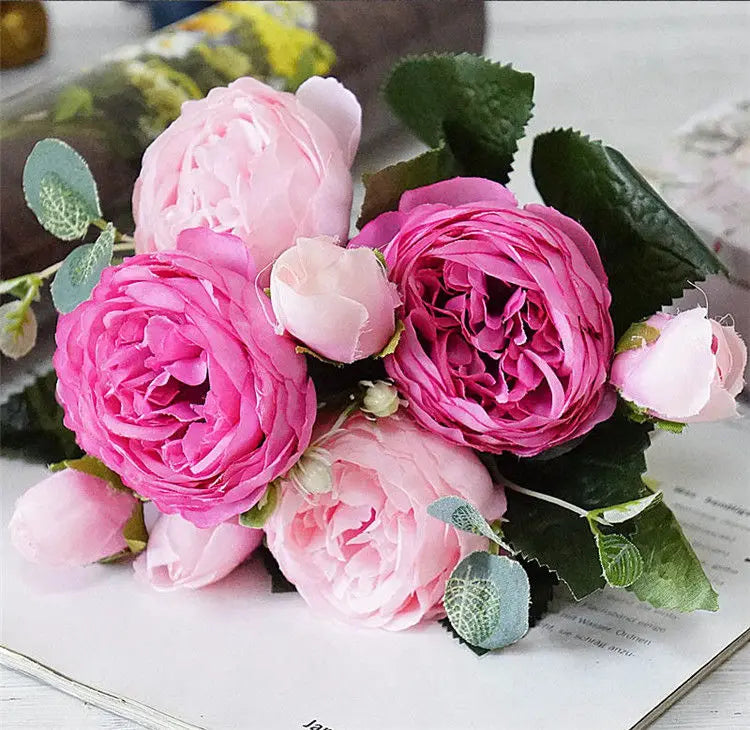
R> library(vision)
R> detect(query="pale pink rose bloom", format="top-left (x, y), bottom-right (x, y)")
top-left (610, 307), bottom-right (746, 422)
top-left (270, 236), bottom-right (400, 363)
top-left (9, 470), bottom-right (137, 567)
top-left (133, 514), bottom-right (262, 591)
top-left (350, 177), bottom-right (615, 457)
top-left (133, 76), bottom-right (361, 272)
top-left (54, 228), bottom-right (316, 527)
top-left (265, 412), bottom-right (506, 631)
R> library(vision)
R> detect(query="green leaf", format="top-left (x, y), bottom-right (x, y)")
top-left (531, 129), bottom-right (725, 335)
top-left (522, 558), bottom-right (559, 627)
top-left (239, 482), bottom-right (279, 528)
top-left (629, 501), bottom-right (718, 612)
top-left (427, 496), bottom-right (503, 546)
top-left (23, 139), bottom-right (101, 240)
top-left (50, 454), bottom-right (129, 493)
top-left (615, 321), bottom-right (661, 354)
top-left (385, 54), bottom-right (534, 183)
top-left (375, 320), bottom-right (405, 359)
top-left (0, 369), bottom-right (82, 463)
top-left (0, 301), bottom-right (37, 360)
top-left (501, 416), bottom-right (652, 599)
top-left (358, 146), bottom-right (458, 227)
top-left (51, 223), bottom-right (115, 313)
top-left (444, 552), bottom-right (530, 650)
top-left (596, 533), bottom-right (644, 587)
top-left (122, 501), bottom-right (148, 554)
top-left (53, 85), bottom-right (94, 122)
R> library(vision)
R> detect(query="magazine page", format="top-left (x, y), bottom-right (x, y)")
top-left (2, 409), bottom-right (748, 730)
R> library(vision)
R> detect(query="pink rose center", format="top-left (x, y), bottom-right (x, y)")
top-left (408, 257), bottom-right (566, 419)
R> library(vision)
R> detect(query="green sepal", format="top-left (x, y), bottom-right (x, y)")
top-left (615, 321), bottom-right (661, 354)
top-left (531, 129), bottom-right (725, 336)
top-left (384, 53), bottom-right (534, 183)
top-left (122, 501), bottom-right (148, 555)
top-left (295, 345), bottom-right (344, 368)
top-left (50, 454), bottom-right (129, 493)
top-left (374, 320), bottom-right (405, 359)
top-left (358, 145), bottom-right (458, 228)
top-left (239, 482), bottom-right (280, 528)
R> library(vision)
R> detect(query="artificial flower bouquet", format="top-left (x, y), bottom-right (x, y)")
top-left (3, 54), bottom-right (746, 654)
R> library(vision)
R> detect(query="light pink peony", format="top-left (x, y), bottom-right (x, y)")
top-left (270, 236), bottom-right (400, 363)
top-left (54, 228), bottom-right (316, 527)
top-left (610, 307), bottom-right (746, 422)
top-left (9, 469), bottom-right (137, 567)
top-left (350, 177), bottom-right (616, 457)
top-left (133, 513), bottom-right (262, 591)
top-left (133, 76), bottom-right (361, 272)
top-left (265, 412), bottom-right (506, 631)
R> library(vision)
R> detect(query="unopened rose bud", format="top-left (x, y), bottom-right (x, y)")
top-left (288, 447), bottom-right (333, 496)
top-left (361, 380), bottom-right (400, 418)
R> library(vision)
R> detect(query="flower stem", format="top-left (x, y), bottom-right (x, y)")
top-left (502, 481), bottom-right (592, 518)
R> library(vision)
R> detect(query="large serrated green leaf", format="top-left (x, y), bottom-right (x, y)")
top-left (629, 502), bottom-right (718, 612)
top-left (358, 146), bottom-right (458, 227)
top-left (531, 129), bottom-right (725, 335)
top-left (23, 138), bottom-right (101, 240)
top-left (51, 223), bottom-right (115, 313)
top-left (384, 54), bottom-right (534, 183)
top-left (501, 416), bottom-right (653, 599)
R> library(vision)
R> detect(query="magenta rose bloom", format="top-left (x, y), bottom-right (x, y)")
top-left (351, 178), bottom-right (616, 456)
top-left (54, 228), bottom-right (316, 527)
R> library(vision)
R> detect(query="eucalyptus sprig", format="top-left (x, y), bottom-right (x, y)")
top-left (0, 139), bottom-right (135, 359)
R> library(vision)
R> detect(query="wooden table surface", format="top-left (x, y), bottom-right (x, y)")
top-left (2, 1), bottom-right (749, 728)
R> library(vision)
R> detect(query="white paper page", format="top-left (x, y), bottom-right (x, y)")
top-left (1, 412), bottom-right (749, 730)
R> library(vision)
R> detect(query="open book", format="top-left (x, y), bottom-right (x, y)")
top-left (1, 407), bottom-right (748, 730)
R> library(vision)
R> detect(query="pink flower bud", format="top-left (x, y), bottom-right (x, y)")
top-left (610, 307), bottom-right (746, 422)
top-left (270, 236), bottom-right (400, 363)
top-left (10, 470), bottom-right (137, 567)
top-left (133, 513), bottom-right (262, 591)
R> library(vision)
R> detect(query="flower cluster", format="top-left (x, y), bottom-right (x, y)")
top-left (6, 56), bottom-right (746, 652)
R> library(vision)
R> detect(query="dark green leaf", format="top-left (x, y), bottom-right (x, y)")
top-left (438, 617), bottom-right (489, 657)
top-left (358, 146), bottom-right (458, 227)
top-left (531, 129), bottom-right (725, 335)
top-left (501, 416), bottom-right (652, 599)
top-left (257, 546), bottom-right (297, 594)
top-left (629, 502), bottom-right (718, 612)
top-left (521, 558), bottom-right (559, 628)
top-left (0, 369), bottom-right (82, 463)
top-left (385, 53), bottom-right (534, 183)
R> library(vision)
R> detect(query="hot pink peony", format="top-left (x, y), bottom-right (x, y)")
top-left (10, 469), bottom-right (137, 567)
top-left (351, 177), bottom-right (616, 457)
top-left (610, 307), bottom-right (746, 422)
top-left (133, 76), bottom-right (361, 272)
top-left (54, 228), bottom-right (316, 527)
top-left (265, 412), bottom-right (506, 631)
top-left (133, 513), bottom-right (262, 591)
top-left (269, 236), bottom-right (400, 363)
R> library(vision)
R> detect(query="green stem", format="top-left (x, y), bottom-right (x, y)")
top-left (92, 218), bottom-right (134, 244)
